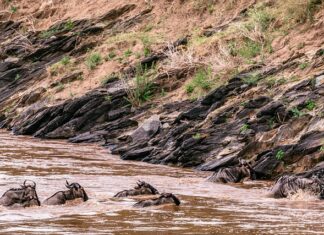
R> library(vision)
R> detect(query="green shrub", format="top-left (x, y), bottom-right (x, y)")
top-left (240, 123), bottom-right (250, 133)
top-left (105, 51), bottom-right (117, 61)
top-left (185, 69), bottom-right (212, 94)
top-left (249, 8), bottom-right (274, 31)
top-left (10, 5), bottom-right (18, 13)
top-left (85, 52), bottom-right (102, 70)
top-left (243, 73), bottom-right (261, 85)
top-left (64, 20), bottom-right (74, 31)
top-left (185, 84), bottom-right (195, 94)
top-left (238, 39), bottom-right (262, 59)
top-left (192, 133), bottom-right (202, 140)
top-left (305, 99), bottom-right (316, 110)
top-left (276, 149), bottom-right (285, 160)
top-left (124, 49), bottom-right (133, 58)
top-left (49, 56), bottom-right (72, 75)
top-left (60, 56), bottom-right (71, 65)
top-left (290, 107), bottom-right (304, 117)
top-left (299, 62), bottom-right (309, 70)
top-left (124, 65), bottom-right (155, 106)
top-left (14, 74), bottom-right (21, 81)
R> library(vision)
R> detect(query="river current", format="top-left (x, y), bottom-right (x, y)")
top-left (0, 130), bottom-right (323, 234)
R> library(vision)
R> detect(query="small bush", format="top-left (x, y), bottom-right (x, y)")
top-left (240, 123), bottom-right (250, 133)
top-left (60, 56), bottom-right (71, 65)
top-left (185, 69), bottom-right (212, 95)
top-left (14, 74), bottom-right (21, 81)
top-left (123, 65), bottom-right (156, 107)
top-left (124, 49), bottom-right (133, 58)
top-left (105, 51), bottom-right (117, 61)
top-left (249, 8), bottom-right (274, 31)
top-left (238, 39), bottom-right (262, 59)
top-left (243, 73), bottom-right (261, 85)
top-left (320, 146), bottom-right (324, 152)
top-left (85, 52), bottom-right (102, 70)
top-left (276, 149), bottom-right (285, 160)
top-left (192, 133), bottom-right (202, 140)
top-left (49, 56), bottom-right (72, 76)
top-left (185, 84), bottom-right (195, 94)
top-left (305, 99), bottom-right (316, 110)
top-left (55, 83), bottom-right (65, 92)
top-left (290, 107), bottom-right (304, 117)
top-left (64, 20), bottom-right (74, 31)
top-left (299, 62), bottom-right (309, 70)
top-left (10, 5), bottom-right (18, 13)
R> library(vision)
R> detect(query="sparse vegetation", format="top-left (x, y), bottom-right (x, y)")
top-left (263, 76), bottom-right (287, 88)
top-left (276, 149), bottom-right (285, 161)
top-left (290, 107), bottom-right (304, 118)
top-left (49, 56), bottom-right (72, 76)
top-left (320, 145), bottom-right (324, 152)
top-left (124, 49), bottom-right (132, 58)
top-left (185, 68), bottom-right (212, 96)
top-left (242, 73), bottom-right (261, 85)
top-left (10, 5), bottom-right (18, 13)
top-left (299, 62), bottom-right (309, 70)
top-left (40, 20), bottom-right (75, 39)
top-left (14, 74), bottom-right (21, 81)
top-left (305, 99), bottom-right (316, 110)
top-left (105, 51), bottom-right (117, 61)
top-left (123, 65), bottom-right (156, 107)
top-left (55, 83), bottom-right (65, 92)
top-left (192, 133), bottom-right (202, 140)
top-left (64, 19), bottom-right (74, 31)
top-left (85, 52), bottom-right (102, 70)
top-left (240, 123), bottom-right (250, 133)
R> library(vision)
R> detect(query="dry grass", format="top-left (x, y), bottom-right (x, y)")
top-left (163, 45), bottom-right (203, 71)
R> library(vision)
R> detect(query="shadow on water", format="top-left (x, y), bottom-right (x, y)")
top-left (0, 130), bottom-right (323, 234)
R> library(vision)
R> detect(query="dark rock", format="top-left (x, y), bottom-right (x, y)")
top-left (197, 155), bottom-right (239, 171)
top-left (131, 115), bottom-right (160, 141)
top-left (121, 147), bottom-right (155, 160)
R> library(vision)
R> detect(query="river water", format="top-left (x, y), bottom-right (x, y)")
top-left (0, 130), bottom-right (323, 234)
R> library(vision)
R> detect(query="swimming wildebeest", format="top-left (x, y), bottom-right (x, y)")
top-left (114, 181), bottom-right (159, 197)
top-left (43, 181), bottom-right (88, 205)
top-left (268, 175), bottom-right (324, 199)
top-left (133, 193), bottom-right (181, 207)
top-left (0, 180), bottom-right (40, 207)
top-left (208, 159), bottom-right (256, 183)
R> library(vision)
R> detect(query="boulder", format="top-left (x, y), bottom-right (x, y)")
top-left (130, 115), bottom-right (161, 142)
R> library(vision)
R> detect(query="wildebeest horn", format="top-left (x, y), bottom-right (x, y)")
top-left (23, 180), bottom-right (36, 188)
top-left (66, 180), bottom-right (71, 188)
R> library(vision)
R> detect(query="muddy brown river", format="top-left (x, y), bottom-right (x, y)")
top-left (0, 130), bottom-right (323, 234)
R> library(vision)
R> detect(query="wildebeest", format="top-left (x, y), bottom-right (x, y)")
top-left (208, 159), bottom-right (256, 183)
top-left (0, 180), bottom-right (40, 207)
top-left (268, 175), bottom-right (324, 199)
top-left (43, 181), bottom-right (88, 205)
top-left (114, 181), bottom-right (159, 197)
top-left (133, 193), bottom-right (181, 207)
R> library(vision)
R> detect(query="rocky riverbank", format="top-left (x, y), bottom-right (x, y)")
top-left (0, 0), bottom-right (323, 180)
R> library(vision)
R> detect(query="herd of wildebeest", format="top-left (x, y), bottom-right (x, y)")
top-left (0, 159), bottom-right (323, 209)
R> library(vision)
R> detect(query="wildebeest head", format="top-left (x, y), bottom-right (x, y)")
top-left (161, 193), bottom-right (181, 206)
top-left (0, 180), bottom-right (40, 207)
top-left (65, 181), bottom-right (88, 201)
top-left (135, 181), bottom-right (159, 195)
top-left (238, 158), bottom-right (256, 180)
top-left (310, 176), bottom-right (324, 198)
top-left (20, 180), bottom-right (40, 207)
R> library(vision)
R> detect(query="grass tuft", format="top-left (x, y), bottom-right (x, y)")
top-left (85, 52), bottom-right (102, 70)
